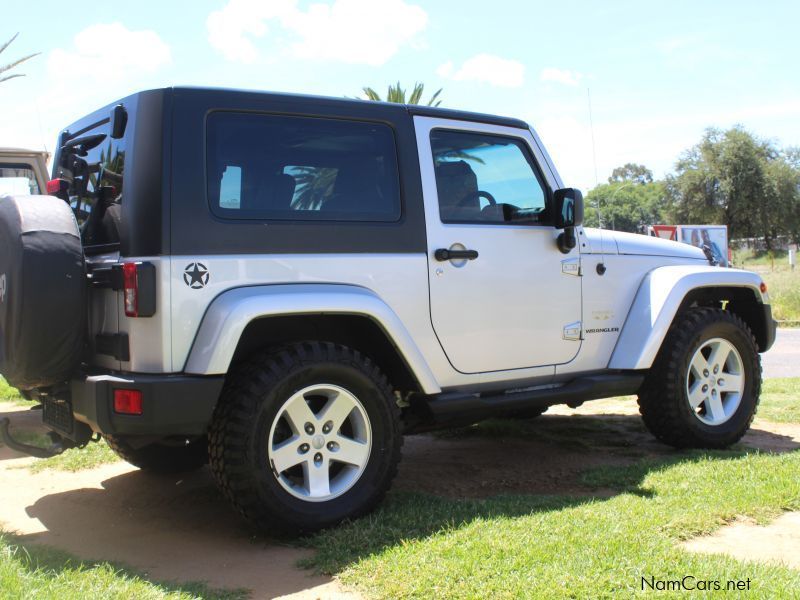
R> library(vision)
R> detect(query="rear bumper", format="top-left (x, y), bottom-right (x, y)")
top-left (61, 372), bottom-right (224, 437)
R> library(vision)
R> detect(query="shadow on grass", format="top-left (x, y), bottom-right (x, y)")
top-left (12, 411), bottom-right (800, 588)
top-left (300, 446), bottom-right (799, 576)
top-left (1, 531), bottom-right (245, 599)
top-left (299, 411), bottom-right (800, 575)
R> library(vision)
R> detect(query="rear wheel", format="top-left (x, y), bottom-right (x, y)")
top-left (104, 435), bottom-right (208, 473)
top-left (638, 307), bottom-right (761, 449)
top-left (208, 342), bottom-right (402, 532)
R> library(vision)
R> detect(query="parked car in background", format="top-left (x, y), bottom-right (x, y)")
top-left (0, 147), bottom-right (49, 196)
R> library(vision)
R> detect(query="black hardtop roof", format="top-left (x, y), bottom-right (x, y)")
top-left (166, 86), bottom-right (530, 130)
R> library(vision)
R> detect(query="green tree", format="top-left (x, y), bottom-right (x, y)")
top-left (585, 178), bottom-right (666, 233)
top-left (665, 127), bottom-right (796, 249)
top-left (766, 152), bottom-right (800, 246)
top-left (608, 163), bottom-right (653, 184)
top-left (0, 33), bottom-right (38, 84)
top-left (361, 81), bottom-right (442, 106)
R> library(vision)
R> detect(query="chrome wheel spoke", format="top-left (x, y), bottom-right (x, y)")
top-left (270, 437), bottom-right (304, 473)
top-left (690, 352), bottom-right (709, 378)
top-left (706, 341), bottom-right (730, 373)
top-left (718, 373), bottom-right (743, 393)
top-left (704, 394), bottom-right (725, 422)
top-left (306, 459), bottom-right (331, 497)
top-left (319, 392), bottom-right (355, 433)
top-left (688, 381), bottom-right (706, 409)
top-left (333, 436), bottom-right (370, 467)
top-left (282, 393), bottom-right (317, 434)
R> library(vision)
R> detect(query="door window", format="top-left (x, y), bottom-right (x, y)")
top-left (430, 130), bottom-right (548, 224)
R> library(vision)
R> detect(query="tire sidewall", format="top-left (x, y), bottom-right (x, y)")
top-left (247, 361), bottom-right (397, 526)
top-left (673, 318), bottom-right (758, 442)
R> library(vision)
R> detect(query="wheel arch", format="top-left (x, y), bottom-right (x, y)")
top-left (609, 266), bottom-right (773, 370)
top-left (183, 284), bottom-right (441, 394)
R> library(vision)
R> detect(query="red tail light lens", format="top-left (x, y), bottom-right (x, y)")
top-left (122, 262), bottom-right (139, 317)
top-left (114, 389), bottom-right (143, 415)
top-left (46, 178), bottom-right (69, 199)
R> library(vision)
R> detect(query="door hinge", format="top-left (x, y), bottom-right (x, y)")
top-left (563, 321), bottom-right (583, 341)
top-left (561, 257), bottom-right (582, 276)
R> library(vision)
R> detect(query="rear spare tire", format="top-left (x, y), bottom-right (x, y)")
top-left (0, 194), bottom-right (86, 389)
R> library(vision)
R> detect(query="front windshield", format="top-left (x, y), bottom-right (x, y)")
top-left (0, 163), bottom-right (40, 195)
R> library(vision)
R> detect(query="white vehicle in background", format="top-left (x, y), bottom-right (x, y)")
top-left (0, 147), bottom-right (49, 196)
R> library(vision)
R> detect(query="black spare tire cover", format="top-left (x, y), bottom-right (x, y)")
top-left (0, 194), bottom-right (86, 389)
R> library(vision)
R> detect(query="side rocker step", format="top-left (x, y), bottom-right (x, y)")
top-left (425, 373), bottom-right (645, 422)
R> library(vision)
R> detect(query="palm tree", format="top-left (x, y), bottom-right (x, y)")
top-left (290, 166), bottom-right (338, 210)
top-left (361, 82), bottom-right (442, 106)
top-left (0, 33), bottom-right (39, 84)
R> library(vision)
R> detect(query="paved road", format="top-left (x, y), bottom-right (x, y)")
top-left (762, 328), bottom-right (800, 379)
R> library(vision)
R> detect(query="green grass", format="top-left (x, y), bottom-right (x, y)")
top-left (758, 378), bottom-right (800, 423)
top-left (0, 376), bottom-right (30, 406)
top-left (302, 450), bottom-right (800, 598)
top-left (762, 269), bottom-right (800, 323)
top-left (0, 531), bottom-right (244, 599)
top-left (734, 249), bottom-right (800, 323)
top-left (26, 439), bottom-right (120, 473)
top-left (733, 248), bottom-right (789, 268)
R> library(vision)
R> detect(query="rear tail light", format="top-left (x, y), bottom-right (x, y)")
top-left (122, 262), bottom-right (139, 317)
top-left (115, 261), bottom-right (156, 318)
top-left (114, 389), bottom-right (143, 415)
top-left (46, 178), bottom-right (69, 200)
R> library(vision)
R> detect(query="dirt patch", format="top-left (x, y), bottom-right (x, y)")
top-left (394, 399), bottom-right (800, 499)
top-left (1, 398), bottom-right (798, 598)
top-left (682, 513), bottom-right (800, 570)
top-left (0, 403), bottom-right (352, 599)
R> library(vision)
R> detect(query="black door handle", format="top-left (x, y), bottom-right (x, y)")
top-left (435, 248), bottom-right (479, 261)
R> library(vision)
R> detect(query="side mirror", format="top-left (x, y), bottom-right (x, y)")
top-left (110, 104), bottom-right (128, 140)
top-left (553, 188), bottom-right (584, 229)
top-left (553, 188), bottom-right (584, 254)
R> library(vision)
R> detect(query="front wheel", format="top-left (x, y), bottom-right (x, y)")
top-left (638, 307), bottom-right (761, 449)
top-left (208, 342), bottom-right (402, 532)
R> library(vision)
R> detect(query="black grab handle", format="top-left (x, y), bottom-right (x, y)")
top-left (435, 248), bottom-right (479, 262)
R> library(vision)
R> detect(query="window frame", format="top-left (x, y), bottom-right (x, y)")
top-left (205, 110), bottom-right (404, 224)
top-left (0, 162), bottom-right (42, 195)
top-left (429, 127), bottom-right (553, 227)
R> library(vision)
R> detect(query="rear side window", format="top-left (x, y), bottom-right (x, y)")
top-left (0, 163), bottom-right (40, 195)
top-left (207, 112), bottom-right (401, 222)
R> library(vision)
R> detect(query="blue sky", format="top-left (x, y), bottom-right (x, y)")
top-left (2, 0), bottom-right (799, 191)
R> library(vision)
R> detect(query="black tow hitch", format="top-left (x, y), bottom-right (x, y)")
top-left (0, 415), bottom-right (71, 458)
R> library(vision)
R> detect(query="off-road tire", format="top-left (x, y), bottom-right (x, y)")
top-left (208, 341), bottom-right (402, 533)
top-left (638, 307), bottom-right (761, 449)
top-left (104, 435), bottom-right (209, 473)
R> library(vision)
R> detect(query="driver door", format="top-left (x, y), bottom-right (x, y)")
top-left (415, 117), bottom-right (582, 374)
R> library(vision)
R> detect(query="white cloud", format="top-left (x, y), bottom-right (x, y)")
top-left (436, 54), bottom-right (525, 88)
top-left (539, 68), bottom-right (583, 87)
top-left (207, 0), bottom-right (428, 66)
top-left (47, 23), bottom-right (171, 83)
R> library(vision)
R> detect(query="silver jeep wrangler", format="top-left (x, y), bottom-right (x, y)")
top-left (0, 87), bottom-right (775, 531)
